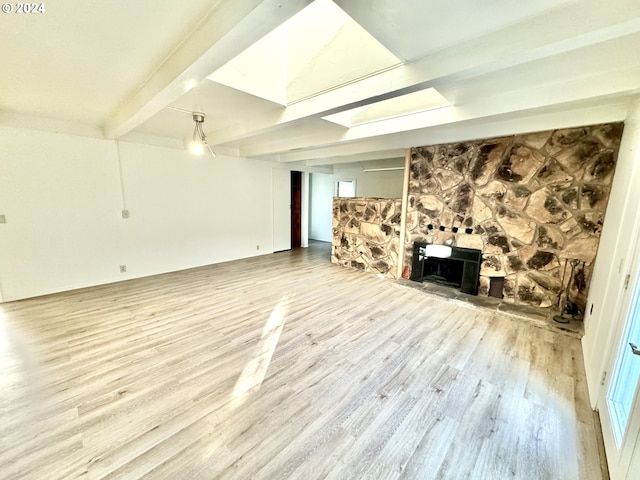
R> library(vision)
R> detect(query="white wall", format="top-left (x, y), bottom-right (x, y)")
top-left (0, 127), bottom-right (122, 300)
top-left (0, 126), bottom-right (276, 301)
top-left (272, 167), bottom-right (291, 252)
top-left (333, 164), bottom-right (403, 198)
top-left (118, 141), bottom-right (274, 277)
top-left (583, 101), bottom-right (640, 407)
top-left (309, 172), bottom-right (333, 242)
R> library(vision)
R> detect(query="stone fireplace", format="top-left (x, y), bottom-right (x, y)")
top-left (331, 122), bottom-right (624, 313)
top-left (405, 123), bottom-right (623, 311)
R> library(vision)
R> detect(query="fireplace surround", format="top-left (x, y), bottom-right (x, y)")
top-left (410, 241), bottom-right (482, 295)
top-left (331, 123), bottom-right (624, 310)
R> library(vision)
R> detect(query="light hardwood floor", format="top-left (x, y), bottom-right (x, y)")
top-left (0, 242), bottom-right (607, 479)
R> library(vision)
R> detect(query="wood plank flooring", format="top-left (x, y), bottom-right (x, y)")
top-left (0, 241), bottom-right (607, 479)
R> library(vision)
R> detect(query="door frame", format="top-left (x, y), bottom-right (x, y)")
top-left (598, 210), bottom-right (640, 479)
top-left (272, 168), bottom-right (291, 252)
top-left (272, 168), bottom-right (309, 252)
top-left (291, 171), bottom-right (302, 248)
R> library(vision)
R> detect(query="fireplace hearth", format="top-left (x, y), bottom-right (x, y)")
top-left (410, 241), bottom-right (482, 295)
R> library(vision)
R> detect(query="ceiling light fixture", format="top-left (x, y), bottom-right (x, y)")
top-left (190, 112), bottom-right (216, 158)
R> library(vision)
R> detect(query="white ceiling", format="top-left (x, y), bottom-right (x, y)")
top-left (1, 0), bottom-right (639, 168)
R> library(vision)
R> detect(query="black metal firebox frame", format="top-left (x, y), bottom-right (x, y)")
top-left (410, 241), bottom-right (482, 295)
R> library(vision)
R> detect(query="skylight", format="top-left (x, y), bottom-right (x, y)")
top-left (207, 0), bottom-right (403, 106)
top-left (321, 88), bottom-right (453, 127)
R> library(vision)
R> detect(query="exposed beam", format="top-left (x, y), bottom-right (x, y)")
top-left (207, 0), bottom-right (640, 147)
top-left (104, 0), bottom-right (312, 139)
top-left (236, 58), bottom-right (640, 159)
top-left (251, 95), bottom-right (632, 165)
top-left (297, 149), bottom-right (405, 166)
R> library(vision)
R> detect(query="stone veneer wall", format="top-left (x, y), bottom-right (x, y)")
top-left (331, 197), bottom-right (402, 277)
top-left (405, 123), bottom-right (624, 310)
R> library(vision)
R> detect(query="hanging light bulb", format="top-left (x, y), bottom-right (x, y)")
top-left (190, 112), bottom-right (216, 158)
top-left (189, 141), bottom-right (204, 155)
top-left (189, 140), bottom-right (204, 155)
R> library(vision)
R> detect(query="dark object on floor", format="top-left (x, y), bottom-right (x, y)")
top-left (554, 259), bottom-right (581, 324)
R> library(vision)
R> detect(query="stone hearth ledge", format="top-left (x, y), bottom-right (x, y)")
top-left (396, 278), bottom-right (584, 339)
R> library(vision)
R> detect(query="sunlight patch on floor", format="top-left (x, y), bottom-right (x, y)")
top-left (230, 295), bottom-right (291, 409)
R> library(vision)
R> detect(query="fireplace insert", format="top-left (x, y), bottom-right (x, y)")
top-left (410, 241), bottom-right (482, 295)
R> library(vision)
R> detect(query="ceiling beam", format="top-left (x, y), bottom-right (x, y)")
top-left (266, 95), bottom-right (632, 167)
top-left (299, 149), bottom-right (406, 166)
top-left (205, 0), bottom-right (640, 148)
top-left (103, 0), bottom-right (312, 139)
top-left (236, 63), bottom-right (640, 159)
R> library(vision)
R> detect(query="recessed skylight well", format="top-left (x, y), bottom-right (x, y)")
top-left (207, 0), bottom-right (404, 106)
top-left (321, 88), bottom-right (453, 128)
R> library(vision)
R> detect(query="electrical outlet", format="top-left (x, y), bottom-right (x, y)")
top-left (120, 265), bottom-right (127, 273)
top-left (0, 214), bottom-right (5, 223)
top-left (122, 210), bottom-right (130, 219)
top-left (256, 245), bottom-right (260, 250)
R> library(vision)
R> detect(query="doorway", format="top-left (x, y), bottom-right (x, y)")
top-left (600, 242), bottom-right (640, 479)
top-left (291, 171), bottom-right (302, 248)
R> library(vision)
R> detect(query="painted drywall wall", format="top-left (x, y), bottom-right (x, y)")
top-left (333, 164), bottom-right (404, 198)
top-left (309, 172), bottom-right (333, 241)
top-left (582, 101), bottom-right (640, 408)
top-left (117, 141), bottom-right (274, 277)
top-left (0, 127), bottom-right (123, 300)
top-left (0, 126), bottom-right (277, 301)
